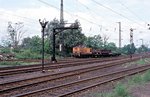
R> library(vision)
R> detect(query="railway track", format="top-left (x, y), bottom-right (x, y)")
top-left (13, 62), bottom-right (150, 97)
top-left (0, 57), bottom-right (99, 70)
top-left (0, 57), bottom-right (145, 97)
top-left (0, 56), bottom-right (127, 77)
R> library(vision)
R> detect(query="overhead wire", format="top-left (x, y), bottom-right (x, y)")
top-left (0, 11), bottom-right (40, 32)
top-left (91, 0), bottom-right (144, 27)
top-left (38, 0), bottom-right (103, 27)
top-left (76, 0), bottom-right (114, 31)
top-left (0, 11), bottom-right (38, 24)
top-left (117, 0), bottom-right (145, 23)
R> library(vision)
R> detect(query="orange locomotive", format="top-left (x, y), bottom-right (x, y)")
top-left (72, 46), bottom-right (120, 58)
top-left (72, 46), bottom-right (92, 58)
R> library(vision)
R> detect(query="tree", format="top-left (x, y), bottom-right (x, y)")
top-left (121, 44), bottom-right (130, 54)
top-left (130, 43), bottom-right (136, 54)
top-left (45, 19), bottom-right (86, 56)
top-left (121, 43), bottom-right (136, 55)
top-left (7, 22), bottom-right (26, 49)
top-left (137, 45), bottom-right (149, 53)
top-left (102, 34), bottom-right (109, 48)
top-left (84, 34), bottom-right (103, 49)
top-left (21, 36), bottom-right (42, 53)
top-left (106, 42), bottom-right (117, 52)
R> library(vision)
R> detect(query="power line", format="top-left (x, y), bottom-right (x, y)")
top-left (118, 0), bottom-right (145, 22)
top-left (0, 11), bottom-right (38, 25)
top-left (91, 0), bottom-right (144, 27)
top-left (76, 0), bottom-right (111, 30)
top-left (38, 0), bottom-right (102, 27)
top-left (76, 0), bottom-right (101, 21)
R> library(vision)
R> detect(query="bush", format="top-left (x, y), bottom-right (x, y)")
top-left (15, 49), bottom-right (41, 59)
top-left (0, 48), bottom-right (11, 53)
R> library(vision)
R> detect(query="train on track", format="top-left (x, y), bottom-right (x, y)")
top-left (72, 46), bottom-right (121, 58)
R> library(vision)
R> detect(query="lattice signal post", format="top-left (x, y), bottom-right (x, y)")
top-left (130, 28), bottom-right (135, 59)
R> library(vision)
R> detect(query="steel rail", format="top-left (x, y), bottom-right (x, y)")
top-left (0, 57), bottom-right (135, 94)
top-left (13, 63), bottom-right (150, 97)
top-left (0, 57), bottom-right (126, 77)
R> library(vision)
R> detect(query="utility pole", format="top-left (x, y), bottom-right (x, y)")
top-left (60, 0), bottom-right (64, 57)
top-left (39, 19), bottom-right (48, 73)
top-left (130, 28), bottom-right (134, 59)
top-left (117, 22), bottom-right (121, 48)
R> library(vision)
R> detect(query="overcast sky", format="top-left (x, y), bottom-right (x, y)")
top-left (0, 0), bottom-right (150, 47)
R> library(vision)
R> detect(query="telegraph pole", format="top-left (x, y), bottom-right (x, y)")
top-left (117, 22), bottom-right (121, 48)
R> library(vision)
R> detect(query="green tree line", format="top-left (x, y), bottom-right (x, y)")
top-left (0, 19), bottom-right (149, 59)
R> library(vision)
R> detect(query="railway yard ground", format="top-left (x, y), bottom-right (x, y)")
top-left (1, 55), bottom-right (150, 97)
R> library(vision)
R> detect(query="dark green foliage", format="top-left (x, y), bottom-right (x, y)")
top-left (21, 36), bottom-right (42, 53)
top-left (106, 42), bottom-right (117, 52)
top-left (137, 45), bottom-right (149, 53)
top-left (0, 48), bottom-right (11, 53)
top-left (0, 61), bottom-right (22, 66)
top-left (15, 49), bottom-right (41, 59)
top-left (121, 43), bottom-right (136, 55)
top-left (45, 19), bottom-right (86, 56)
top-left (84, 35), bottom-right (103, 49)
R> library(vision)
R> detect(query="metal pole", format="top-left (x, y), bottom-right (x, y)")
top-left (51, 29), bottom-right (57, 63)
top-left (119, 22), bottom-right (121, 48)
top-left (51, 25), bottom-right (78, 63)
top-left (42, 28), bottom-right (45, 72)
top-left (39, 19), bottom-right (48, 73)
top-left (117, 22), bottom-right (121, 48)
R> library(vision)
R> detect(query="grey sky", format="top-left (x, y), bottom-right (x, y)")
top-left (0, 0), bottom-right (150, 47)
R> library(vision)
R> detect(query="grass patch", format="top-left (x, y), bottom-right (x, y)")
top-left (21, 62), bottom-right (40, 65)
top-left (0, 61), bottom-right (22, 66)
top-left (136, 59), bottom-right (146, 65)
top-left (113, 83), bottom-right (129, 97)
top-left (96, 69), bottom-right (150, 97)
top-left (130, 74), bottom-right (143, 84)
top-left (0, 61), bottom-right (40, 67)
top-left (143, 70), bottom-right (150, 82)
